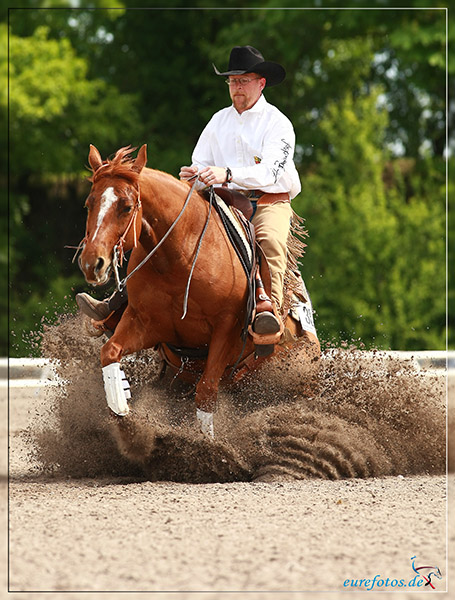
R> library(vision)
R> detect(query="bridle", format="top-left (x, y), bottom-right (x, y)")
top-left (72, 175), bottom-right (207, 318)
top-left (70, 185), bottom-right (142, 272)
top-left (112, 188), bottom-right (142, 289)
top-left (112, 176), bottom-right (202, 312)
top-left (115, 189), bottom-right (142, 261)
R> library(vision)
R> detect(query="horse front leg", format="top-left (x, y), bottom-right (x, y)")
top-left (100, 341), bottom-right (131, 417)
top-left (195, 319), bottom-right (239, 438)
top-left (99, 308), bottom-right (151, 417)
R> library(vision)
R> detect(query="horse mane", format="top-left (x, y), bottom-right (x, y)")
top-left (88, 146), bottom-right (140, 185)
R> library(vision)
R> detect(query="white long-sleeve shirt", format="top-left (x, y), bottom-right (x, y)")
top-left (191, 95), bottom-right (301, 199)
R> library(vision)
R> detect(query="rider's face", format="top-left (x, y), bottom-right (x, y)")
top-left (228, 73), bottom-right (266, 114)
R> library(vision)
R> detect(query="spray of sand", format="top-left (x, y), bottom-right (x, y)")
top-left (25, 313), bottom-right (446, 483)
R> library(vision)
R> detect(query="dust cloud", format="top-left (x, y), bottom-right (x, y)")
top-left (26, 313), bottom-right (445, 483)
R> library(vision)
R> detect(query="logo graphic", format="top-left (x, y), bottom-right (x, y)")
top-left (411, 556), bottom-right (442, 589)
top-left (253, 156), bottom-right (262, 164)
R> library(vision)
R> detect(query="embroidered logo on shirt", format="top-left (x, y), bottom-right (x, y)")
top-left (254, 156), bottom-right (262, 164)
top-left (272, 139), bottom-right (291, 183)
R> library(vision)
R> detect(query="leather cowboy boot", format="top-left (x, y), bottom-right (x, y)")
top-left (250, 272), bottom-right (282, 358)
top-left (76, 293), bottom-right (111, 321)
top-left (76, 288), bottom-right (128, 321)
top-left (76, 290), bottom-right (129, 337)
top-left (252, 275), bottom-right (281, 335)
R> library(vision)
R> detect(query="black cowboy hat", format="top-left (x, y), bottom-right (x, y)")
top-left (213, 45), bottom-right (286, 87)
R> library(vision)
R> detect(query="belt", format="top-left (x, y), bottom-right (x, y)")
top-left (243, 190), bottom-right (263, 199)
top-left (240, 190), bottom-right (291, 204)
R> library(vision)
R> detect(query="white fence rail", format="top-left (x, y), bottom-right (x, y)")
top-left (1, 351), bottom-right (453, 387)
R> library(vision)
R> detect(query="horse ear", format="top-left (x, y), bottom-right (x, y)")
top-left (132, 144), bottom-right (147, 174)
top-left (88, 145), bottom-right (103, 172)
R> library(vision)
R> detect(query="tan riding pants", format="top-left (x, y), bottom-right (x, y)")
top-left (252, 201), bottom-right (292, 310)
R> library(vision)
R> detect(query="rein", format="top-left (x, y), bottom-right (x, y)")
top-left (181, 185), bottom-right (214, 319)
top-left (113, 177), bottom-right (201, 310)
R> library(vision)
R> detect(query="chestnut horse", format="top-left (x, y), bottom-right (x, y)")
top-left (78, 144), bottom-right (319, 436)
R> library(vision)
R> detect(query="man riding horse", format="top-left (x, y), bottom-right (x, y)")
top-left (77, 45), bottom-right (300, 345)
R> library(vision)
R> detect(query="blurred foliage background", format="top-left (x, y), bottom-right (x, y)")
top-left (3, 1), bottom-right (453, 356)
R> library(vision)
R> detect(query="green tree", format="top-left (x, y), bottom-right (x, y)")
top-left (9, 25), bottom-right (141, 175)
top-left (5, 5), bottom-right (450, 355)
top-left (295, 90), bottom-right (445, 349)
top-left (209, 4), bottom-right (451, 161)
top-left (7, 24), bottom-right (142, 356)
top-left (1, 22), bottom-right (7, 353)
top-left (211, 6), bottom-right (449, 348)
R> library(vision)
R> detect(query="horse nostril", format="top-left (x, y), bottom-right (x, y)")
top-left (94, 257), bottom-right (105, 274)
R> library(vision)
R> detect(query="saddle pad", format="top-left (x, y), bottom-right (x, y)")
top-left (214, 194), bottom-right (253, 269)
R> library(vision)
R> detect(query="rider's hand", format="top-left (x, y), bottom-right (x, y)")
top-left (198, 166), bottom-right (228, 186)
top-left (179, 165), bottom-right (199, 180)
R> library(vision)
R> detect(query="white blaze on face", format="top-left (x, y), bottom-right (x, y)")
top-left (91, 187), bottom-right (118, 241)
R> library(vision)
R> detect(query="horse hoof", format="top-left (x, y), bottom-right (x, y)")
top-left (83, 317), bottom-right (104, 338)
top-left (102, 363), bottom-right (131, 416)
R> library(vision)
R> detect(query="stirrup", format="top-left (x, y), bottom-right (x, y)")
top-left (253, 311), bottom-right (281, 335)
top-left (248, 310), bottom-right (284, 358)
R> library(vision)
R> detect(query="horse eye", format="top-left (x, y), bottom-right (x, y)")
top-left (123, 205), bottom-right (133, 214)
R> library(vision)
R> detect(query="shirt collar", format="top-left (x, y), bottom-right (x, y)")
top-left (230, 94), bottom-right (267, 116)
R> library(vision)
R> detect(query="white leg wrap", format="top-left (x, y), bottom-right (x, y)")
top-left (197, 408), bottom-right (214, 438)
top-left (102, 362), bottom-right (130, 416)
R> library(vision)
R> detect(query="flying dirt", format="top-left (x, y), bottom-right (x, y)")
top-left (26, 313), bottom-right (446, 484)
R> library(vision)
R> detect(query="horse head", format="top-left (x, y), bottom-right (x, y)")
top-left (79, 144), bottom-right (147, 285)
